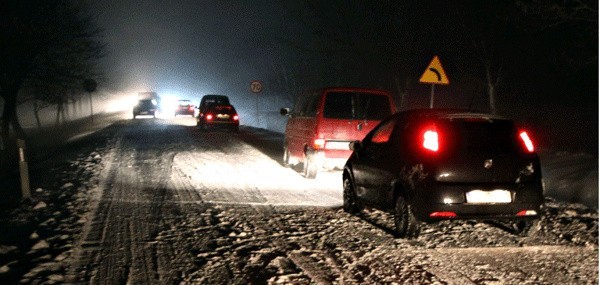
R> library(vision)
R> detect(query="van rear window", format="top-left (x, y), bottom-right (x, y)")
top-left (323, 92), bottom-right (391, 120)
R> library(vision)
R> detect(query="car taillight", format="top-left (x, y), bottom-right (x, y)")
top-left (516, 210), bottom-right (538, 216)
top-left (429, 211), bottom-right (457, 218)
top-left (206, 114), bottom-right (213, 120)
top-left (519, 131), bottom-right (535, 153)
top-left (422, 128), bottom-right (439, 152)
top-left (313, 138), bottom-right (325, 149)
top-left (233, 114), bottom-right (239, 121)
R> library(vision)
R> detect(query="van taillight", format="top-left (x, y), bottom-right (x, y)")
top-left (313, 138), bottom-right (325, 149)
top-left (233, 114), bottom-right (239, 121)
top-left (519, 131), bottom-right (535, 153)
top-left (206, 114), bottom-right (213, 121)
top-left (422, 129), bottom-right (439, 152)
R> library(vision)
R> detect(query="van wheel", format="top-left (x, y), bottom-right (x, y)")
top-left (282, 146), bottom-right (291, 168)
top-left (302, 153), bottom-right (317, 179)
top-left (343, 175), bottom-right (361, 214)
top-left (394, 195), bottom-right (420, 239)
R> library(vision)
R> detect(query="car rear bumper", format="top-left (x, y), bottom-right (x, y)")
top-left (412, 182), bottom-right (544, 221)
top-left (200, 120), bottom-right (239, 128)
top-left (311, 149), bottom-right (352, 171)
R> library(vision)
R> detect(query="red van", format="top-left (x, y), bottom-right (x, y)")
top-left (280, 87), bottom-right (396, 178)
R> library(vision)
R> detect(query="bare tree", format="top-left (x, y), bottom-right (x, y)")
top-left (0, 0), bottom-right (104, 194)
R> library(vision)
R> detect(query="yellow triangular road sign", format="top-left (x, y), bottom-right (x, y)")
top-left (419, 56), bottom-right (450, 85)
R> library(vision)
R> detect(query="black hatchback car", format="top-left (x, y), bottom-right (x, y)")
top-left (197, 104), bottom-right (240, 132)
top-left (133, 99), bottom-right (157, 118)
top-left (343, 109), bottom-right (544, 238)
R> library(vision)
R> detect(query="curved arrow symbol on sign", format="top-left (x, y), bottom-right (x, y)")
top-left (429, 68), bottom-right (442, 82)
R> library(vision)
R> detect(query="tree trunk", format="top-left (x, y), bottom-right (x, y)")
top-left (487, 83), bottom-right (497, 114)
top-left (0, 89), bottom-right (25, 196)
top-left (56, 102), bottom-right (63, 126)
top-left (393, 74), bottom-right (410, 110)
top-left (33, 99), bottom-right (42, 128)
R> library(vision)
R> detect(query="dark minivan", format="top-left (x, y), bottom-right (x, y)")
top-left (343, 109), bottom-right (544, 238)
top-left (280, 87), bottom-right (396, 179)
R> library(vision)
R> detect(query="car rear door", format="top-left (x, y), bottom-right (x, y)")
top-left (353, 119), bottom-right (398, 205)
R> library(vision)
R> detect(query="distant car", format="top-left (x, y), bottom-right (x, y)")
top-left (175, 99), bottom-right (195, 116)
top-left (343, 109), bottom-right (544, 238)
top-left (133, 99), bottom-right (157, 118)
top-left (280, 87), bottom-right (396, 179)
top-left (197, 104), bottom-right (239, 132)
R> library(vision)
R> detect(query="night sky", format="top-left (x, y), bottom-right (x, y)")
top-left (93, 1), bottom-right (286, 95)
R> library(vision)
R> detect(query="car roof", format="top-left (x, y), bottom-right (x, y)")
top-left (202, 94), bottom-right (228, 99)
top-left (394, 109), bottom-right (509, 121)
top-left (302, 87), bottom-right (392, 95)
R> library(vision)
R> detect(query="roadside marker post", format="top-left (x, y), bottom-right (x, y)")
top-left (17, 139), bottom-right (31, 200)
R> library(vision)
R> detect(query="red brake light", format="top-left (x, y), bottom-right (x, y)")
top-left (429, 211), bottom-right (457, 218)
top-left (233, 114), bottom-right (239, 121)
top-left (422, 129), bottom-right (439, 152)
top-left (206, 114), bottom-right (213, 121)
top-left (519, 131), bottom-right (535, 153)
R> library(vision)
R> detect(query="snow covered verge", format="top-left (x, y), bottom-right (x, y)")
top-left (540, 151), bottom-right (598, 209)
top-left (0, 128), bottom-right (117, 283)
top-left (0, 122), bottom-right (597, 284)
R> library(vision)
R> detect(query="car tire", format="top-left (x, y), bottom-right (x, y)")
top-left (302, 152), bottom-right (318, 179)
top-left (282, 146), bottom-right (291, 168)
top-left (513, 219), bottom-right (538, 237)
top-left (393, 195), bottom-right (420, 239)
top-left (231, 126), bottom-right (239, 133)
top-left (343, 175), bottom-right (361, 214)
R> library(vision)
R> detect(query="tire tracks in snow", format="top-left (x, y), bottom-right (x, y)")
top-left (66, 120), bottom-right (187, 284)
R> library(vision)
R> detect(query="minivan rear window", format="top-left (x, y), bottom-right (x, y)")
top-left (323, 92), bottom-right (391, 120)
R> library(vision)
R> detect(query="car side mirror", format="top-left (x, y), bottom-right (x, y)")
top-left (280, 108), bottom-right (290, 116)
top-left (349, 140), bottom-right (363, 151)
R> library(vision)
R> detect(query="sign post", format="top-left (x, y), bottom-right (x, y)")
top-left (250, 80), bottom-right (263, 127)
top-left (419, 56), bottom-right (449, 108)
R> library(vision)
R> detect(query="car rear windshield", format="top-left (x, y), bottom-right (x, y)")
top-left (203, 96), bottom-right (230, 106)
top-left (445, 118), bottom-right (518, 153)
top-left (138, 100), bottom-right (155, 106)
top-left (209, 105), bottom-right (236, 114)
top-left (323, 92), bottom-right (391, 120)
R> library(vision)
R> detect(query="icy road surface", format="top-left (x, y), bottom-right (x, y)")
top-left (57, 117), bottom-right (597, 284)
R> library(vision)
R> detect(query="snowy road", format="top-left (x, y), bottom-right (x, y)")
top-left (64, 117), bottom-right (597, 284)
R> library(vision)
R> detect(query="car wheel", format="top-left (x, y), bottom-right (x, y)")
top-left (282, 146), bottom-right (291, 167)
top-left (394, 195), bottom-right (420, 239)
top-left (302, 152), bottom-right (318, 179)
top-left (343, 175), bottom-right (361, 214)
top-left (231, 126), bottom-right (239, 133)
top-left (513, 220), bottom-right (538, 237)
